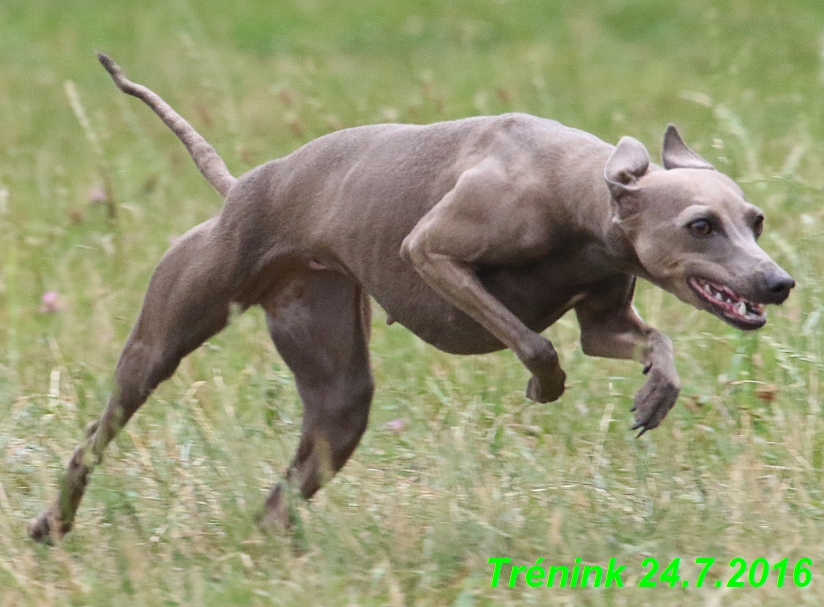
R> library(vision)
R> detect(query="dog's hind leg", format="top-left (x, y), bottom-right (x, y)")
top-left (28, 220), bottom-right (238, 542)
top-left (258, 271), bottom-right (374, 529)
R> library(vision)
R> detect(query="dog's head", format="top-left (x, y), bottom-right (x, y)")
top-left (604, 126), bottom-right (794, 330)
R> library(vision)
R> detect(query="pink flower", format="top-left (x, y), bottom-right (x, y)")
top-left (39, 291), bottom-right (65, 313)
top-left (87, 186), bottom-right (107, 203)
top-left (384, 419), bottom-right (407, 434)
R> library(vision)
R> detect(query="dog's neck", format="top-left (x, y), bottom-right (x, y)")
top-left (598, 201), bottom-right (655, 284)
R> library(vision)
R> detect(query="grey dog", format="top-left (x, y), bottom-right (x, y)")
top-left (29, 54), bottom-right (794, 542)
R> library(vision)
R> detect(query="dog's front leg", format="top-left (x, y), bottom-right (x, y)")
top-left (400, 162), bottom-right (565, 402)
top-left (575, 283), bottom-right (681, 435)
top-left (403, 249), bottom-right (565, 402)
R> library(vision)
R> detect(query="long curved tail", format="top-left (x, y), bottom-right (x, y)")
top-left (97, 52), bottom-right (237, 197)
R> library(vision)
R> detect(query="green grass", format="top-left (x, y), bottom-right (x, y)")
top-left (1, 0), bottom-right (824, 604)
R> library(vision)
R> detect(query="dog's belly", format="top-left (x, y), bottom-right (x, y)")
top-left (365, 261), bottom-right (592, 355)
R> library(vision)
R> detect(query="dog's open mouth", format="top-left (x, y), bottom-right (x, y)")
top-left (688, 277), bottom-right (766, 330)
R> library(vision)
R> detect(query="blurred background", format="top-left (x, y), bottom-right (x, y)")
top-left (1, 0), bottom-right (823, 605)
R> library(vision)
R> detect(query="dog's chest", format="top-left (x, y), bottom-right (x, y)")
top-left (478, 251), bottom-right (614, 324)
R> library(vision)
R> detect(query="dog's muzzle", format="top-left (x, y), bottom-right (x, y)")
top-left (687, 269), bottom-right (794, 331)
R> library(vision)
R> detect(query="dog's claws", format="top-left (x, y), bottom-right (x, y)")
top-left (642, 363), bottom-right (652, 375)
top-left (631, 418), bottom-right (651, 438)
top-left (629, 365), bottom-right (680, 438)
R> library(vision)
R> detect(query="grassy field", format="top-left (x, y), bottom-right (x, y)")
top-left (1, 0), bottom-right (824, 605)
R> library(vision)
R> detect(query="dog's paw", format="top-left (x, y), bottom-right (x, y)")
top-left (631, 368), bottom-right (680, 436)
top-left (27, 515), bottom-right (53, 545)
top-left (256, 484), bottom-right (309, 555)
top-left (526, 368), bottom-right (566, 403)
top-left (257, 485), bottom-right (295, 532)
top-left (28, 508), bottom-right (70, 545)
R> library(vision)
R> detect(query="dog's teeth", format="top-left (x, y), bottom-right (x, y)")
top-left (715, 292), bottom-right (724, 301)
top-left (736, 302), bottom-right (747, 316)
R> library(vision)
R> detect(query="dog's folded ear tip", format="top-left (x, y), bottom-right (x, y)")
top-left (604, 137), bottom-right (650, 201)
top-left (615, 135), bottom-right (646, 149)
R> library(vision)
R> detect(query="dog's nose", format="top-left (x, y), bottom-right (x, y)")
top-left (765, 272), bottom-right (795, 302)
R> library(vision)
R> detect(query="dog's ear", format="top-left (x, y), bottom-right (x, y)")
top-left (662, 125), bottom-right (715, 170)
top-left (604, 136), bottom-right (650, 219)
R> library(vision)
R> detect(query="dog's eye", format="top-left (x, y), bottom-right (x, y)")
top-left (688, 219), bottom-right (713, 237)
top-left (753, 215), bottom-right (764, 238)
